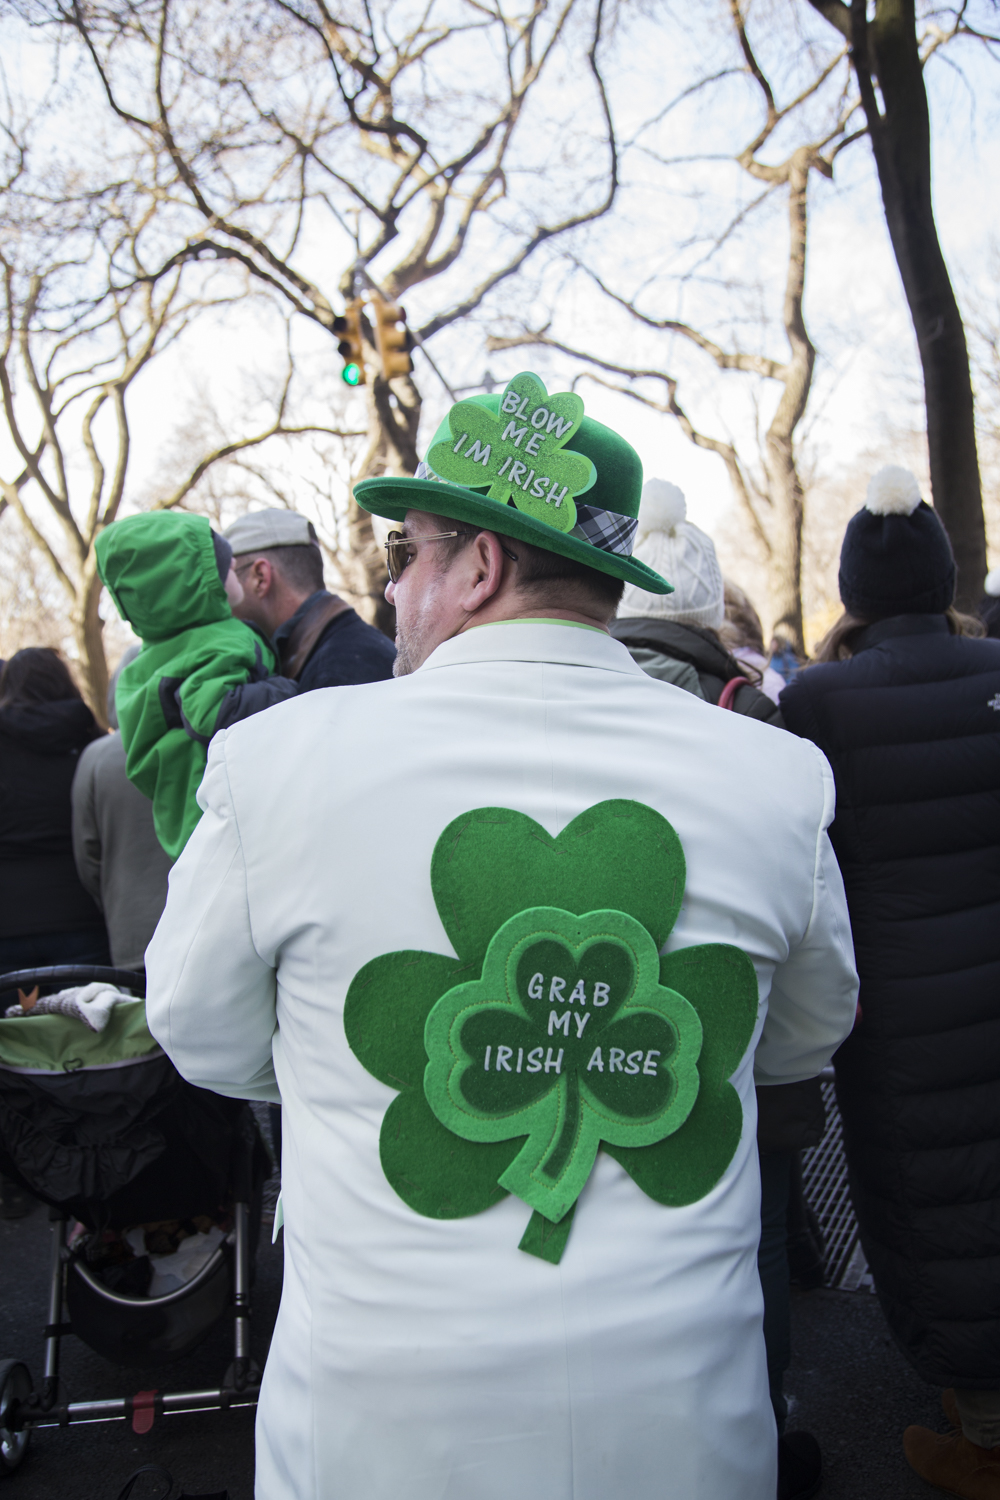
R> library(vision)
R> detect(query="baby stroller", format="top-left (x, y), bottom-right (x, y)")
top-left (0, 965), bottom-right (271, 1477)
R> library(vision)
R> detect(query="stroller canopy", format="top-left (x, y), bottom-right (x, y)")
top-left (0, 1002), bottom-right (245, 1227)
top-left (0, 1000), bottom-right (158, 1074)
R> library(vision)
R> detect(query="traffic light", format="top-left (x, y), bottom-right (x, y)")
top-left (372, 298), bottom-right (413, 381)
top-left (333, 300), bottom-right (366, 386)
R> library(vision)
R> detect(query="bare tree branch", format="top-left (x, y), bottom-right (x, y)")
top-left (807, 0), bottom-right (852, 41)
top-left (153, 419), bottom-right (365, 511)
top-left (417, 0), bottom-right (618, 338)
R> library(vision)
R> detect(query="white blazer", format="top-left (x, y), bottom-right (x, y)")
top-left (146, 620), bottom-right (857, 1500)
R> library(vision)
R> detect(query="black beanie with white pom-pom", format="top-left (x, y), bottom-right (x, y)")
top-left (838, 466), bottom-right (956, 620)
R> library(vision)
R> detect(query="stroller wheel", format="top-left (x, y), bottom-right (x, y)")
top-left (0, 1360), bottom-right (31, 1475)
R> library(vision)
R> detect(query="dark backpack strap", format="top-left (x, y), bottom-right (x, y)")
top-left (282, 595), bottom-right (352, 680)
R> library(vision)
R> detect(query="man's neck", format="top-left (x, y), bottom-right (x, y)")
top-left (456, 601), bottom-right (610, 636)
top-left (263, 587), bottom-right (324, 640)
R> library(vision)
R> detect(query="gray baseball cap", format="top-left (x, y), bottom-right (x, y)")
top-left (224, 508), bottom-right (317, 555)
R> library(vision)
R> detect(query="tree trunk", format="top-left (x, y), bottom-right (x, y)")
top-left (764, 152), bottom-right (814, 653)
top-left (77, 566), bottom-right (109, 727)
top-left (855, 0), bottom-right (986, 608)
top-left (765, 453), bottom-right (806, 650)
top-left (350, 371), bottom-right (422, 639)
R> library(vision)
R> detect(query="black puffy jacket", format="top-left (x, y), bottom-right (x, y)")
top-left (780, 614), bottom-right (1000, 1386)
top-left (0, 699), bottom-right (106, 939)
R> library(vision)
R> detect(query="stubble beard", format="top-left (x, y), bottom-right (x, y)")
top-left (392, 631), bottom-right (414, 677)
top-left (392, 561), bottom-right (449, 677)
top-left (392, 607), bottom-right (431, 677)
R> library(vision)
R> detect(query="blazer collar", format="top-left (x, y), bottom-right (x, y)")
top-left (418, 619), bottom-right (648, 677)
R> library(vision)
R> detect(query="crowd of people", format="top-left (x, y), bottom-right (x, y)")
top-left (0, 373), bottom-right (999, 1500)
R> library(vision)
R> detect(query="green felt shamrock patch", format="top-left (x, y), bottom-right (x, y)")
top-left (424, 907), bottom-right (702, 1225)
top-left (343, 800), bottom-right (759, 1264)
top-left (425, 372), bottom-right (596, 533)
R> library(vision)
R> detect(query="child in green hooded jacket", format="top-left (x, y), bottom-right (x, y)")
top-left (96, 511), bottom-right (294, 858)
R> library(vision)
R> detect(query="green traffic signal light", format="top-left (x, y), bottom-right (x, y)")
top-left (335, 300), bottom-right (366, 385)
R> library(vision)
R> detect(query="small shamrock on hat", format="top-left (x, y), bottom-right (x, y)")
top-left (344, 800), bottom-right (758, 1264)
top-left (425, 371), bottom-right (596, 534)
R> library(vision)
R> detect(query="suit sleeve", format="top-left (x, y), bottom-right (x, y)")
top-left (754, 744), bottom-right (858, 1085)
top-left (71, 748), bottom-right (104, 909)
top-left (145, 731), bottom-right (279, 1102)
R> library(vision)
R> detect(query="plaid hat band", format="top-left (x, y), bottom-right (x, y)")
top-left (569, 504), bottom-right (638, 558)
top-left (415, 461), bottom-right (451, 484)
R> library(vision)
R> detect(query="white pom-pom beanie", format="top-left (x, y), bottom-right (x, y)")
top-left (838, 466), bottom-right (955, 618)
top-left (617, 479), bottom-right (724, 628)
top-left (864, 465), bottom-right (922, 516)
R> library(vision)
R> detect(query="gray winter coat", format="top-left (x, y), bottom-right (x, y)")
top-left (71, 732), bottom-right (173, 970)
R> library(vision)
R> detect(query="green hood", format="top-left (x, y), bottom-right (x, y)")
top-left (96, 511), bottom-right (277, 858)
top-left (96, 512), bottom-right (230, 641)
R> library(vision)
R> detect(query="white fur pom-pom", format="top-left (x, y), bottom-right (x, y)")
top-left (865, 466), bottom-right (922, 517)
top-left (985, 567), bottom-right (1000, 598)
top-left (638, 478), bottom-right (687, 536)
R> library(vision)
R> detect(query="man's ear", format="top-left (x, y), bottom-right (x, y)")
top-left (250, 557), bottom-right (274, 597)
top-left (464, 532), bottom-right (505, 608)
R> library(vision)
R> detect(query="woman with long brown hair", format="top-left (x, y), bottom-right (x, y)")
top-left (781, 468), bottom-right (1000, 1500)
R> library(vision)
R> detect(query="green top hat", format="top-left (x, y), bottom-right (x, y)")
top-left (353, 371), bottom-right (672, 595)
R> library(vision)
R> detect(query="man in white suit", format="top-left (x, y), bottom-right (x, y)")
top-left (146, 373), bottom-right (857, 1500)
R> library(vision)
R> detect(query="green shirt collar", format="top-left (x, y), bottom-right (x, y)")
top-left (468, 617), bottom-right (605, 636)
